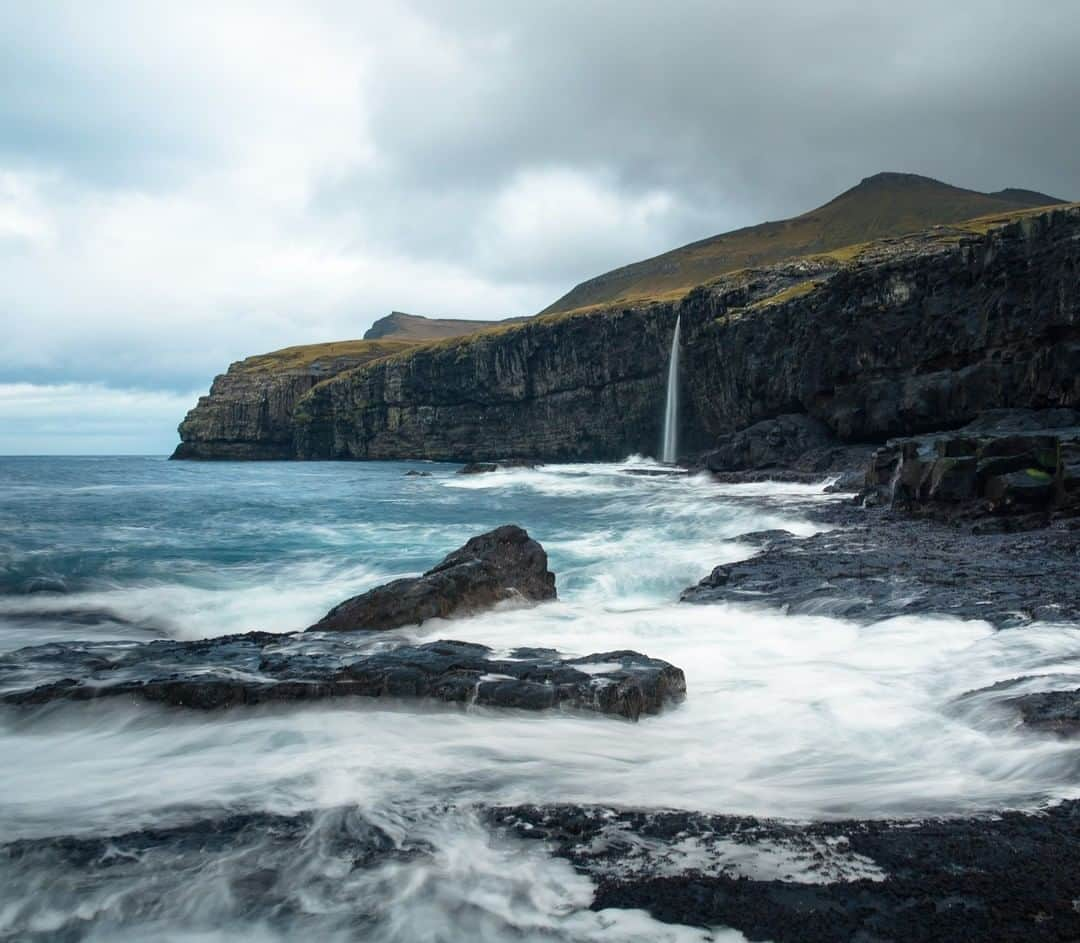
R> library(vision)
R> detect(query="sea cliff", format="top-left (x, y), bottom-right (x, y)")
top-left (174, 204), bottom-right (1080, 461)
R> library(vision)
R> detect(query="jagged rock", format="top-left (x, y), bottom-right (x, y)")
top-left (0, 636), bottom-right (684, 721)
top-left (308, 525), bottom-right (556, 632)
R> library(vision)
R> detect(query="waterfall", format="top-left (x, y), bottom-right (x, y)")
top-left (661, 315), bottom-right (681, 463)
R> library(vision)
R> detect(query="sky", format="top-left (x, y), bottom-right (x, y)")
top-left (1, 1), bottom-right (1078, 454)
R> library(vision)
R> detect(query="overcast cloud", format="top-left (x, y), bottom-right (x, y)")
top-left (1, 0), bottom-right (1078, 452)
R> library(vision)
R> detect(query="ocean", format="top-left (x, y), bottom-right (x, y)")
top-left (1, 456), bottom-right (1078, 941)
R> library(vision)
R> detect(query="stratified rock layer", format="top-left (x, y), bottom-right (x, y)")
top-left (0, 636), bottom-right (685, 721)
top-left (308, 525), bottom-right (556, 632)
top-left (174, 206), bottom-right (1080, 462)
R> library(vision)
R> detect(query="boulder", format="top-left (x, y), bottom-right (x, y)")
top-left (308, 525), bottom-right (556, 632)
top-left (985, 468), bottom-right (1056, 509)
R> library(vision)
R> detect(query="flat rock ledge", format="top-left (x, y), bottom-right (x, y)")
top-left (682, 509), bottom-right (1080, 628)
top-left (492, 802), bottom-right (1080, 943)
top-left (309, 524), bottom-right (556, 632)
top-left (0, 635), bottom-right (685, 721)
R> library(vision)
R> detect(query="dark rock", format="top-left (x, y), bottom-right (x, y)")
top-left (1009, 689), bottom-right (1080, 735)
top-left (682, 510), bottom-right (1080, 627)
top-left (459, 460), bottom-right (540, 474)
top-left (700, 414), bottom-right (835, 472)
top-left (309, 525), bottom-right (556, 632)
top-left (492, 801), bottom-right (1080, 943)
top-left (0, 636), bottom-right (685, 721)
top-left (985, 468), bottom-right (1056, 509)
top-left (403, 469), bottom-right (432, 477)
top-left (861, 410), bottom-right (1080, 519)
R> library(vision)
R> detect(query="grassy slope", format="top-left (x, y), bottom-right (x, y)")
top-left (237, 186), bottom-right (1076, 380)
top-left (363, 311), bottom-right (510, 341)
top-left (540, 173), bottom-right (1068, 315)
top-left (233, 339), bottom-right (420, 374)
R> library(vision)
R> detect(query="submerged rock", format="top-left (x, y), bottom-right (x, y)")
top-left (309, 525), bottom-right (556, 632)
top-left (0, 636), bottom-right (685, 721)
top-left (458, 460), bottom-right (540, 474)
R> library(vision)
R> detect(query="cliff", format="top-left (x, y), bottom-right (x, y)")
top-left (174, 202), bottom-right (1080, 462)
top-left (172, 340), bottom-right (417, 459)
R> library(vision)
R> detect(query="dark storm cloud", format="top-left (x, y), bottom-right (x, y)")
top-left (1, 0), bottom-right (1078, 451)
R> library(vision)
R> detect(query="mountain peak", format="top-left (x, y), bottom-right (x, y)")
top-left (541, 173), bottom-right (1069, 315)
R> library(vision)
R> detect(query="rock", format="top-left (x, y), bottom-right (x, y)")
top-left (492, 801), bottom-right (1080, 943)
top-left (308, 525), bottom-right (556, 632)
top-left (0, 636), bottom-right (684, 721)
top-left (985, 468), bottom-right (1056, 509)
top-left (458, 460), bottom-right (540, 474)
top-left (681, 511), bottom-right (1080, 627)
top-left (925, 455), bottom-right (977, 502)
top-left (700, 414), bottom-right (835, 472)
top-left (861, 410), bottom-right (1080, 518)
top-left (403, 469), bottom-right (432, 477)
top-left (1009, 689), bottom-right (1080, 736)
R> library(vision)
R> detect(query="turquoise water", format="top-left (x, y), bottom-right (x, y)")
top-left (2, 457), bottom-right (1079, 941)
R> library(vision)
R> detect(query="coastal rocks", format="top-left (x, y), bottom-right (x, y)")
top-left (863, 408), bottom-right (1080, 516)
top-left (681, 509), bottom-right (1080, 628)
top-left (699, 414), bottom-right (835, 472)
top-left (493, 802), bottom-right (1080, 943)
top-left (309, 525), bottom-right (556, 632)
top-left (1009, 689), bottom-right (1080, 736)
top-left (0, 636), bottom-right (685, 721)
top-left (458, 460), bottom-right (540, 474)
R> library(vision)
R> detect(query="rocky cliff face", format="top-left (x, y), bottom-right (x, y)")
top-left (681, 205), bottom-right (1080, 443)
top-left (173, 341), bottom-right (415, 459)
top-left (292, 307), bottom-right (680, 461)
top-left (174, 204), bottom-right (1080, 462)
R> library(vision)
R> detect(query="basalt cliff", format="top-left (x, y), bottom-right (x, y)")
top-left (174, 200), bottom-right (1079, 462)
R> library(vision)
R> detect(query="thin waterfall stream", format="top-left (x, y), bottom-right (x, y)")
top-left (661, 315), bottom-right (681, 463)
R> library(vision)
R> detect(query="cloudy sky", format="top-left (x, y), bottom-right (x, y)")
top-left (2, 1), bottom-right (1078, 453)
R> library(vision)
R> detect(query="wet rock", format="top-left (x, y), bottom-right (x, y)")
top-left (403, 469), bottom-right (432, 477)
top-left (862, 409), bottom-right (1080, 519)
top-left (682, 511), bottom-right (1080, 627)
top-left (0, 636), bottom-right (685, 721)
top-left (309, 525), bottom-right (556, 632)
top-left (492, 801), bottom-right (1080, 943)
top-left (1008, 689), bottom-right (1080, 736)
top-left (458, 460), bottom-right (540, 474)
top-left (700, 415), bottom-right (835, 472)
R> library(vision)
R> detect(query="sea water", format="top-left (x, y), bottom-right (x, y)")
top-left (1, 456), bottom-right (1078, 941)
